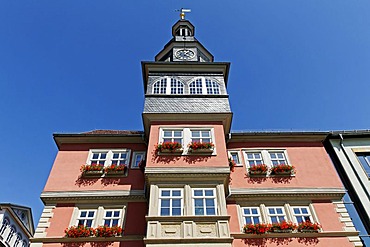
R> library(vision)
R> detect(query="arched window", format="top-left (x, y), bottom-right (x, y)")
top-left (189, 79), bottom-right (203, 94)
top-left (0, 218), bottom-right (9, 234)
top-left (6, 226), bottom-right (15, 243)
top-left (14, 234), bottom-right (22, 247)
top-left (205, 79), bottom-right (220, 94)
top-left (190, 78), bottom-right (221, 95)
top-left (153, 78), bottom-right (167, 94)
top-left (153, 78), bottom-right (184, 95)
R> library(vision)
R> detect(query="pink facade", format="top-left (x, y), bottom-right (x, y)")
top-left (31, 17), bottom-right (363, 247)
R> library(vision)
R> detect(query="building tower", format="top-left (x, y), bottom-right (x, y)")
top-left (30, 13), bottom-right (364, 247)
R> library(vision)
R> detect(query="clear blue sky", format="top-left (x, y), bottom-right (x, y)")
top-left (1, 0), bottom-right (370, 225)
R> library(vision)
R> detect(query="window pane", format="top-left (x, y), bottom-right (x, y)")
top-left (162, 190), bottom-right (170, 196)
top-left (194, 190), bottom-right (203, 196)
top-left (172, 190), bottom-right (181, 196)
top-left (161, 208), bottom-right (170, 216)
top-left (194, 199), bottom-right (203, 207)
top-left (206, 208), bottom-right (215, 215)
top-left (205, 198), bottom-right (214, 206)
top-left (161, 199), bottom-right (170, 207)
top-left (205, 190), bottom-right (214, 196)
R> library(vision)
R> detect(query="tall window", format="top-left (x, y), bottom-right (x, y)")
top-left (189, 79), bottom-right (203, 94)
top-left (159, 189), bottom-right (183, 216)
top-left (205, 79), bottom-right (220, 94)
top-left (77, 210), bottom-right (96, 227)
top-left (229, 151), bottom-right (240, 164)
top-left (153, 78), bottom-right (167, 94)
top-left (242, 207), bottom-right (261, 224)
top-left (269, 152), bottom-right (287, 166)
top-left (103, 210), bottom-right (121, 227)
top-left (267, 207), bottom-right (286, 223)
top-left (357, 153), bottom-right (370, 176)
top-left (170, 78), bottom-right (184, 94)
top-left (191, 130), bottom-right (211, 143)
top-left (193, 189), bottom-right (216, 215)
top-left (131, 152), bottom-right (145, 168)
top-left (162, 130), bottom-right (183, 144)
top-left (291, 207), bottom-right (312, 223)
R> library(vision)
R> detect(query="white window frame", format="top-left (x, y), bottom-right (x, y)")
top-left (70, 206), bottom-right (126, 228)
top-left (87, 149), bottom-right (131, 167)
top-left (290, 206), bottom-right (313, 224)
top-left (102, 209), bottom-right (122, 227)
top-left (160, 129), bottom-right (184, 146)
top-left (190, 129), bottom-right (212, 143)
top-left (159, 188), bottom-right (184, 216)
top-left (159, 127), bottom-right (216, 155)
top-left (189, 77), bottom-right (221, 95)
top-left (192, 188), bottom-right (217, 216)
top-left (228, 150), bottom-right (242, 166)
top-left (76, 209), bottom-right (97, 227)
top-left (242, 149), bottom-right (290, 169)
top-left (241, 207), bottom-right (262, 225)
top-left (265, 206), bottom-right (287, 224)
top-left (152, 77), bottom-right (184, 95)
top-left (131, 151), bottom-right (146, 169)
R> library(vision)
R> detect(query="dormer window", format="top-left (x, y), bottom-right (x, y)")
top-left (175, 26), bottom-right (192, 36)
top-left (189, 78), bottom-right (220, 95)
top-left (153, 78), bottom-right (184, 95)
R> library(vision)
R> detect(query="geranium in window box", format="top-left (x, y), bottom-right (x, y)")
top-left (297, 221), bottom-right (321, 233)
top-left (270, 221), bottom-right (297, 233)
top-left (80, 164), bottom-right (104, 177)
top-left (187, 142), bottom-right (214, 154)
top-left (270, 164), bottom-right (295, 176)
top-left (94, 225), bottom-right (123, 237)
top-left (104, 164), bottom-right (127, 176)
top-left (243, 223), bottom-right (271, 234)
top-left (65, 225), bottom-right (94, 238)
top-left (229, 158), bottom-right (236, 172)
top-left (248, 164), bottom-right (268, 176)
top-left (156, 142), bottom-right (183, 154)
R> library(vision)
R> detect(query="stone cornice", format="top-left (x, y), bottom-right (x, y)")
top-left (31, 235), bottom-right (144, 243)
top-left (40, 190), bottom-right (146, 203)
top-left (146, 215), bottom-right (230, 222)
top-left (229, 188), bottom-right (346, 200)
top-left (232, 230), bottom-right (359, 239)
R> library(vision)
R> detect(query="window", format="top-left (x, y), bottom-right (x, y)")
top-left (205, 79), bottom-right (220, 94)
top-left (159, 189), bottom-right (183, 216)
top-left (229, 151), bottom-right (241, 165)
top-left (189, 79), bottom-right (203, 94)
top-left (193, 189), bottom-right (217, 216)
top-left (161, 129), bottom-right (183, 144)
top-left (191, 130), bottom-right (211, 143)
top-left (103, 210), bottom-right (121, 227)
top-left (153, 78), bottom-right (184, 95)
top-left (269, 152), bottom-right (287, 166)
top-left (242, 207), bottom-right (261, 224)
top-left (71, 206), bottom-right (126, 228)
top-left (291, 207), bottom-right (312, 223)
top-left (266, 207), bottom-right (286, 223)
top-left (131, 152), bottom-right (145, 168)
top-left (170, 78), bottom-right (184, 94)
top-left (190, 77), bottom-right (221, 95)
top-left (245, 152), bottom-right (264, 167)
top-left (357, 153), bottom-right (370, 176)
top-left (88, 150), bottom-right (130, 167)
top-left (77, 210), bottom-right (96, 227)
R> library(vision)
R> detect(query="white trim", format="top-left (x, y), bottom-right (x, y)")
top-left (158, 188), bottom-right (184, 216)
top-left (228, 150), bottom-right (243, 166)
top-left (87, 149), bottom-right (131, 167)
top-left (192, 188), bottom-right (217, 216)
top-left (131, 151), bottom-right (146, 169)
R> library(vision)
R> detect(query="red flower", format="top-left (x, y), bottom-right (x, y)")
top-left (94, 225), bottom-right (123, 237)
top-left (105, 164), bottom-right (127, 172)
top-left (228, 158), bottom-right (236, 172)
top-left (298, 220), bottom-right (321, 231)
top-left (243, 223), bottom-right (271, 234)
top-left (270, 164), bottom-right (295, 174)
top-left (80, 164), bottom-right (104, 172)
top-left (188, 142), bottom-right (214, 151)
top-left (65, 225), bottom-right (93, 238)
top-left (249, 164), bottom-right (268, 173)
top-left (156, 142), bottom-right (182, 152)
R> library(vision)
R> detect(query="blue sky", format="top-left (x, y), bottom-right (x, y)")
top-left (1, 0), bottom-right (370, 227)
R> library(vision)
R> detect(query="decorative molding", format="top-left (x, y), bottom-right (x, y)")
top-left (229, 188), bottom-right (346, 200)
top-left (333, 200), bottom-right (363, 247)
top-left (33, 205), bottom-right (56, 238)
top-left (40, 190), bottom-right (146, 203)
top-left (232, 230), bottom-right (360, 239)
top-left (31, 235), bottom-right (144, 243)
top-left (146, 215), bottom-right (230, 222)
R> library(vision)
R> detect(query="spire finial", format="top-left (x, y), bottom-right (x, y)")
top-left (177, 8), bottom-right (191, 20)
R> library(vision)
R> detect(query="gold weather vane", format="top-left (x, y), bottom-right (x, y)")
top-left (176, 8), bottom-right (191, 20)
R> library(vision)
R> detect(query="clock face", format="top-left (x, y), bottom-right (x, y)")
top-left (175, 49), bottom-right (195, 60)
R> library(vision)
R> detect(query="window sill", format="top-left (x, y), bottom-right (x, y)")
top-left (158, 149), bottom-right (184, 155)
top-left (187, 148), bottom-right (214, 155)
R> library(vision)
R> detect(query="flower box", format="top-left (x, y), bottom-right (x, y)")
top-left (243, 223), bottom-right (271, 234)
top-left (65, 225), bottom-right (94, 238)
top-left (270, 164), bottom-right (295, 176)
top-left (94, 226), bottom-right (123, 237)
top-left (297, 221), bottom-right (321, 232)
top-left (156, 142), bottom-right (183, 155)
top-left (270, 221), bottom-right (297, 233)
top-left (188, 142), bottom-right (214, 155)
top-left (83, 170), bottom-right (104, 177)
top-left (104, 164), bottom-right (127, 177)
top-left (271, 229), bottom-right (292, 233)
top-left (248, 164), bottom-right (268, 176)
top-left (81, 164), bottom-right (105, 177)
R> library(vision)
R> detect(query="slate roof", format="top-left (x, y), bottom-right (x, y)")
top-left (144, 97), bottom-right (231, 113)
